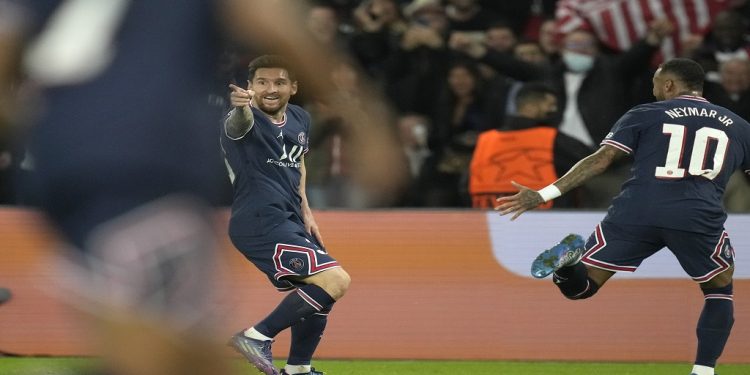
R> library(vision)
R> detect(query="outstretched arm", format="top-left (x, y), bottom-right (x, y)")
top-left (496, 145), bottom-right (625, 220)
top-left (224, 83), bottom-right (254, 139)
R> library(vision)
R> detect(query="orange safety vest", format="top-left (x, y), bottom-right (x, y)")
top-left (469, 127), bottom-right (558, 209)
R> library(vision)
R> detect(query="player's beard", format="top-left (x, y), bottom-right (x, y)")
top-left (255, 98), bottom-right (286, 118)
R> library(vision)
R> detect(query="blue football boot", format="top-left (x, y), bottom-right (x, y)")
top-left (530, 234), bottom-right (585, 279)
top-left (228, 331), bottom-right (279, 375)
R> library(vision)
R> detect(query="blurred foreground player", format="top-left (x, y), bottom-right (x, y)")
top-left (0, 1), bottom-right (402, 374)
top-left (497, 58), bottom-right (748, 375)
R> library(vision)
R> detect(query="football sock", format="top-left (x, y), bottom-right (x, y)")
top-left (552, 262), bottom-right (599, 300)
top-left (254, 284), bottom-right (335, 338)
top-left (287, 308), bottom-right (329, 367)
top-left (243, 327), bottom-right (273, 341)
top-left (284, 364), bottom-right (312, 374)
top-left (695, 283), bottom-right (734, 368)
top-left (691, 364), bottom-right (714, 375)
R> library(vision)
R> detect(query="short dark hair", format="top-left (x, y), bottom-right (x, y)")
top-left (515, 82), bottom-right (557, 108)
top-left (247, 55), bottom-right (296, 82)
top-left (659, 58), bottom-right (704, 91)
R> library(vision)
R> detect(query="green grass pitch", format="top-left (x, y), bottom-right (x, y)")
top-left (1, 358), bottom-right (749, 375)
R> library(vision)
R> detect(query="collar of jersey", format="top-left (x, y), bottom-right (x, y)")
top-left (250, 102), bottom-right (287, 127)
top-left (675, 95), bottom-right (709, 103)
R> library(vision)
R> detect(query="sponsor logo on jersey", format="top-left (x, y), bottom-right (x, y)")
top-left (267, 143), bottom-right (304, 168)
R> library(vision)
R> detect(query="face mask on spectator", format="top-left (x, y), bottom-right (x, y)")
top-left (562, 51), bottom-right (594, 73)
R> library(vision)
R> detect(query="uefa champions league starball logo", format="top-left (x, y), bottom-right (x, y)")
top-left (298, 132), bottom-right (305, 144)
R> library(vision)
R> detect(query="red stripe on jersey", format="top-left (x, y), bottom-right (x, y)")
top-left (272, 243), bottom-right (339, 281)
top-left (582, 224), bottom-right (638, 272)
top-left (693, 231), bottom-right (732, 283)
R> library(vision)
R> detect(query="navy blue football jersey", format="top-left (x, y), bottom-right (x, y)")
top-left (220, 104), bottom-right (311, 237)
top-left (24, 0), bottom-right (225, 202)
top-left (602, 95), bottom-right (750, 233)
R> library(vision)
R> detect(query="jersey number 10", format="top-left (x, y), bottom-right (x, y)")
top-left (655, 124), bottom-right (728, 180)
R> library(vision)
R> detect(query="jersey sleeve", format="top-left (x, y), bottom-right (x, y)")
top-left (600, 105), bottom-right (650, 155)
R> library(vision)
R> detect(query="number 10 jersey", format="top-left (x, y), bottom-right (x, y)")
top-left (601, 95), bottom-right (750, 234)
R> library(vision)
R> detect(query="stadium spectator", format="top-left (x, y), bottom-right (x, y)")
top-left (350, 0), bottom-right (408, 79)
top-left (498, 58), bottom-right (747, 375)
top-left (555, 25), bottom-right (672, 147)
top-left (383, 0), bottom-right (452, 115)
top-left (555, 23), bottom-right (674, 208)
top-left (513, 39), bottom-right (548, 66)
top-left (395, 113), bottom-right (435, 206)
top-left (445, 0), bottom-right (502, 32)
top-left (446, 20), bottom-right (518, 80)
top-left (398, 113), bottom-right (432, 179)
top-left (480, 0), bottom-right (557, 37)
top-left (690, 10), bottom-right (750, 81)
top-left (448, 23), bottom-right (548, 81)
top-left (499, 39), bottom-right (552, 116)
top-left (538, 17), bottom-right (561, 59)
top-left (483, 21), bottom-right (518, 54)
top-left (422, 59), bottom-right (499, 206)
top-left (703, 58), bottom-right (750, 121)
top-left (384, 0), bottom-right (450, 116)
top-left (469, 82), bottom-right (591, 209)
top-left (306, 1), bottom-right (350, 50)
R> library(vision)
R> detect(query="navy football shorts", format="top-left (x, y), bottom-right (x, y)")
top-left (230, 219), bottom-right (340, 291)
top-left (582, 221), bottom-right (734, 283)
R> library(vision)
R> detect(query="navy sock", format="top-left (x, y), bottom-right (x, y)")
top-left (553, 262), bottom-right (599, 300)
top-left (696, 283), bottom-right (734, 368)
top-left (254, 284), bottom-right (335, 338)
top-left (287, 308), bottom-right (330, 366)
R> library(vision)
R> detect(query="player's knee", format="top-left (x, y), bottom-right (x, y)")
top-left (313, 268), bottom-right (350, 300)
top-left (332, 268), bottom-right (351, 297)
top-left (701, 268), bottom-right (733, 290)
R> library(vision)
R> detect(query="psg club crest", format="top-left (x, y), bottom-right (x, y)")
top-left (724, 242), bottom-right (734, 259)
top-left (289, 257), bottom-right (305, 271)
top-left (298, 132), bottom-right (305, 144)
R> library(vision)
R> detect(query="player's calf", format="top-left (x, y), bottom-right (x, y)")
top-left (693, 283), bottom-right (734, 375)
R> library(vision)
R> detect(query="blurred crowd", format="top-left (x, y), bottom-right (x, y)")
top-left (3, 0), bottom-right (750, 211)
